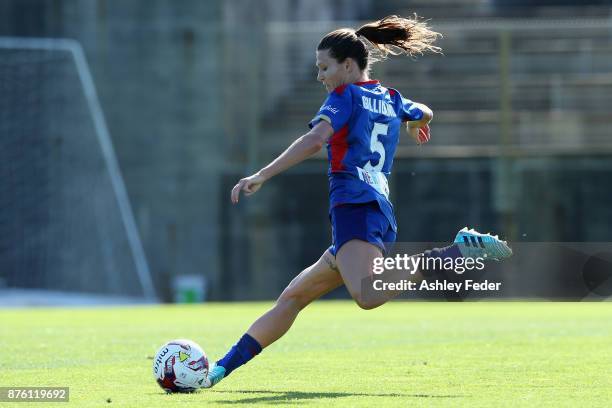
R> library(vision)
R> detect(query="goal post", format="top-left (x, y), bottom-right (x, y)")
top-left (0, 37), bottom-right (157, 301)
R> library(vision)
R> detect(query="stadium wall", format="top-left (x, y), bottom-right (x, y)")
top-left (2, 0), bottom-right (611, 301)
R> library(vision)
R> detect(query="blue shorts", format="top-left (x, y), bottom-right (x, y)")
top-left (328, 201), bottom-right (397, 257)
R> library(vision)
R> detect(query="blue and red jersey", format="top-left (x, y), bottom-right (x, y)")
top-left (308, 80), bottom-right (424, 231)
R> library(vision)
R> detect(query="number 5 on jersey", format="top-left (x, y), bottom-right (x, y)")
top-left (364, 122), bottom-right (388, 172)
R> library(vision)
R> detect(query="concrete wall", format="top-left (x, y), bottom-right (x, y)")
top-left (0, 0), bottom-right (224, 300)
top-left (0, 0), bottom-right (371, 300)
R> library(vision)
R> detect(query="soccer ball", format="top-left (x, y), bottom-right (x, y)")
top-left (153, 339), bottom-right (209, 393)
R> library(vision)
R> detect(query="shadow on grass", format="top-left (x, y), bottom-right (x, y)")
top-left (211, 389), bottom-right (466, 404)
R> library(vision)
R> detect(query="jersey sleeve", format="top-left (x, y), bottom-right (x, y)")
top-left (308, 86), bottom-right (352, 132)
top-left (396, 94), bottom-right (424, 122)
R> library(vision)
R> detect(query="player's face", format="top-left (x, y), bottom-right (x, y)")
top-left (316, 49), bottom-right (350, 92)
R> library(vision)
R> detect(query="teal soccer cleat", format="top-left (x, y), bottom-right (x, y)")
top-left (201, 364), bottom-right (226, 389)
top-left (453, 227), bottom-right (513, 261)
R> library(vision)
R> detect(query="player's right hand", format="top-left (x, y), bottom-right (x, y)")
top-left (407, 123), bottom-right (431, 145)
top-left (417, 124), bottom-right (430, 144)
top-left (231, 173), bottom-right (267, 204)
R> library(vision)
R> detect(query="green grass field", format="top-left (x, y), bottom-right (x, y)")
top-left (1, 301), bottom-right (611, 407)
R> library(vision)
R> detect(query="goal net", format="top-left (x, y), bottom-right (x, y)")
top-left (0, 38), bottom-right (156, 302)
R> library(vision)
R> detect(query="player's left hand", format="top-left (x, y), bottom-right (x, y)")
top-left (231, 173), bottom-right (267, 204)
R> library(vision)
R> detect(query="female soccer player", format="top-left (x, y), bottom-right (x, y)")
top-left (203, 15), bottom-right (511, 388)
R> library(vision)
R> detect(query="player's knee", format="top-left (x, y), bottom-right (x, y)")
top-left (350, 293), bottom-right (382, 310)
top-left (277, 288), bottom-right (310, 311)
top-left (355, 299), bottom-right (381, 310)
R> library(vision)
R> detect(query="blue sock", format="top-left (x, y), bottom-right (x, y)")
top-left (216, 333), bottom-right (262, 377)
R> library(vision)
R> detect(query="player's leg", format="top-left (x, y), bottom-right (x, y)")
top-left (246, 249), bottom-right (343, 347)
top-left (332, 204), bottom-right (513, 310)
top-left (335, 239), bottom-right (394, 310)
top-left (330, 202), bottom-right (400, 310)
top-left (203, 250), bottom-right (343, 388)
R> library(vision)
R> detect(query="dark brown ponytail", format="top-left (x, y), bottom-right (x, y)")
top-left (355, 15), bottom-right (442, 58)
top-left (318, 14), bottom-right (441, 72)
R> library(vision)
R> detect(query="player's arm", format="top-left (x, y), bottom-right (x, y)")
top-left (406, 103), bottom-right (433, 145)
top-left (231, 121), bottom-right (333, 204)
top-left (407, 103), bottom-right (433, 128)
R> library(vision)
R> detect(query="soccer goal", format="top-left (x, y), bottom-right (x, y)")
top-left (0, 37), bottom-right (157, 304)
